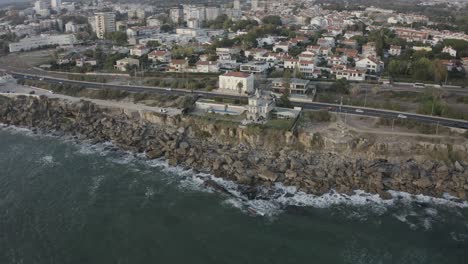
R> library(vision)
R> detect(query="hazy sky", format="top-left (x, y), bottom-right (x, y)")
top-left (0, 0), bottom-right (31, 4)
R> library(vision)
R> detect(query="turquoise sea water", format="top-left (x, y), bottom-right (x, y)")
top-left (0, 126), bottom-right (467, 264)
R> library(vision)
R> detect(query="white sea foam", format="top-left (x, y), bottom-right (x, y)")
top-left (2, 123), bottom-right (467, 232)
top-left (40, 155), bottom-right (55, 165)
top-left (89, 175), bottom-right (105, 197)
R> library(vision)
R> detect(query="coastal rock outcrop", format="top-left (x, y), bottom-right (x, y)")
top-left (0, 95), bottom-right (467, 200)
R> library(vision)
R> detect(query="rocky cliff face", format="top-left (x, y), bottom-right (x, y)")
top-left (1, 95), bottom-right (467, 200)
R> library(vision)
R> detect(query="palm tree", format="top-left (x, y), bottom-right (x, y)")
top-left (237, 82), bottom-right (243, 103)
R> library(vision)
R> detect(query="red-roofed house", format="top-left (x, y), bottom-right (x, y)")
top-left (196, 61), bottom-right (219, 73)
top-left (219, 71), bottom-right (254, 93)
top-left (168, 59), bottom-right (189, 72)
top-left (148, 50), bottom-right (171, 63)
top-left (356, 56), bottom-right (384, 73)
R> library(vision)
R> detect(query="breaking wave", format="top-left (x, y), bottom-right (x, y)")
top-left (2, 123), bottom-right (468, 235)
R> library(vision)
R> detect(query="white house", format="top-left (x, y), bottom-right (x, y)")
top-left (216, 47), bottom-right (241, 61)
top-left (240, 62), bottom-right (270, 74)
top-left (271, 78), bottom-right (311, 95)
top-left (442, 46), bottom-right (457, 57)
top-left (362, 42), bottom-right (377, 58)
top-left (247, 89), bottom-right (275, 121)
top-left (148, 50), bottom-right (171, 63)
top-left (195, 61), bottom-right (219, 73)
top-left (76, 58), bottom-right (97, 67)
top-left (115, 57), bottom-right (139, 71)
top-left (219, 71), bottom-right (254, 94)
top-left (168, 59), bottom-right (189, 72)
top-left (356, 57), bottom-right (384, 74)
top-left (273, 41), bottom-right (290, 52)
top-left (389, 45), bottom-right (402, 56)
top-left (130, 45), bottom-right (150, 57)
top-left (9, 34), bottom-right (76, 52)
top-left (334, 67), bottom-right (366, 81)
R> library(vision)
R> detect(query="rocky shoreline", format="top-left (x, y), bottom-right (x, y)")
top-left (0, 95), bottom-right (467, 201)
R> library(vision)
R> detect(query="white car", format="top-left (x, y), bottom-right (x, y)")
top-left (165, 88), bottom-right (172, 91)
top-left (355, 109), bottom-right (364, 113)
top-left (160, 108), bottom-right (168, 113)
top-left (397, 114), bottom-right (407, 119)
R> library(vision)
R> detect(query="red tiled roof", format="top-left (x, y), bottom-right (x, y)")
top-left (171, 59), bottom-right (187, 65)
top-left (222, 71), bottom-right (250, 78)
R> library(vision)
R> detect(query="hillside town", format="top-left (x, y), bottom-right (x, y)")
top-left (0, 0), bottom-right (468, 122)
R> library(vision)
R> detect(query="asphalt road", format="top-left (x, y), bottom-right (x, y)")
top-left (8, 72), bottom-right (468, 130)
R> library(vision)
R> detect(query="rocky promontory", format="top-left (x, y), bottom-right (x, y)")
top-left (0, 95), bottom-right (467, 200)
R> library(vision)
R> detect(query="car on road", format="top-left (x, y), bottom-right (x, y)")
top-left (355, 109), bottom-right (364, 113)
top-left (413, 83), bottom-right (425, 88)
top-left (165, 88), bottom-right (172, 91)
top-left (397, 114), bottom-right (407, 119)
top-left (160, 108), bottom-right (168, 114)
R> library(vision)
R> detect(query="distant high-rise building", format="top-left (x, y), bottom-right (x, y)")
top-left (205, 6), bottom-right (220, 21)
top-left (34, 0), bottom-right (50, 16)
top-left (94, 12), bottom-right (116, 39)
top-left (170, 7), bottom-right (183, 24)
top-left (251, 0), bottom-right (258, 11)
top-left (251, 0), bottom-right (266, 11)
top-left (233, 0), bottom-right (241, 10)
top-left (50, 0), bottom-right (61, 10)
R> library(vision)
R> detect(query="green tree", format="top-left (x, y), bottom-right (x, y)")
top-left (261, 16), bottom-right (282, 26)
top-left (146, 41), bottom-right (160, 48)
top-left (105, 31), bottom-right (128, 46)
top-left (411, 57), bottom-right (433, 81)
top-left (333, 78), bottom-right (350, 94)
top-left (433, 60), bottom-right (448, 84)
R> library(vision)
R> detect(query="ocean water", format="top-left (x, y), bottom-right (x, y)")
top-left (0, 126), bottom-right (467, 264)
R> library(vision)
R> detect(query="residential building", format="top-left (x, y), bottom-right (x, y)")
top-left (273, 42), bottom-right (290, 52)
top-left (126, 26), bottom-right (160, 37)
top-left (219, 71), bottom-right (254, 94)
top-left (94, 12), bottom-right (116, 39)
top-left (146, 16), bottom-right (162, 27)
top-left (115, 57), bottom-right (139, 71)
top-left (247, 89), bottom-right (275, 121)
top-left (168, 59), bottom-right (189, 72)
top-left (362, 42), bottom-right (377, 58)
top-left (317, 37), bottom-right (335, 48)
top-left (50, 0), bottom-right (61, 10)
top-left (395, 28), bottom-right (428, 42)
top-left (333, 67), bottom-right (366, 81)
top-left (195, 61), bottom-right (219, 73)
top-left (389, 45), bottom-right (402, 56)
top-left (170, 7), bottom-right (183, 24)
top-left (130, 45), bottom-right (150, 57)
top-left (356, 57), bottom-right (384, 74)
top-left (234, 0), bottom-right (241, 10)
top-left (271, 78), bottom-right (311, 95)
top-left (148, 50), bottom-right (171, 63)
top-left (9, 34), bottom-right (76, 52)
top-left (240, 62), bottom-right (269, 74)
top-left (442, 46), bottom-right (457, 57)
top-left (205, 6), bottom-right (220, 21)
top-left (216, 47), bottom-right (240, 61)
top-left (75, 58), bottom-right (97, 67)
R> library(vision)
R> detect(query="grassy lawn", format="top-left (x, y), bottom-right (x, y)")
top-left (264, 119), bottom-right (295, 130)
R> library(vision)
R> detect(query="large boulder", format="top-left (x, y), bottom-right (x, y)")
top-left (258, 166), bottom-right (278, 182)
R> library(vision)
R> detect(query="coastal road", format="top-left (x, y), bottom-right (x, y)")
top-left (7, 71), bottom-right (468, 130)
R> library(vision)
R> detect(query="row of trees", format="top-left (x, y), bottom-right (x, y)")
top-left (388, 58), bottom-right (448, 83)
